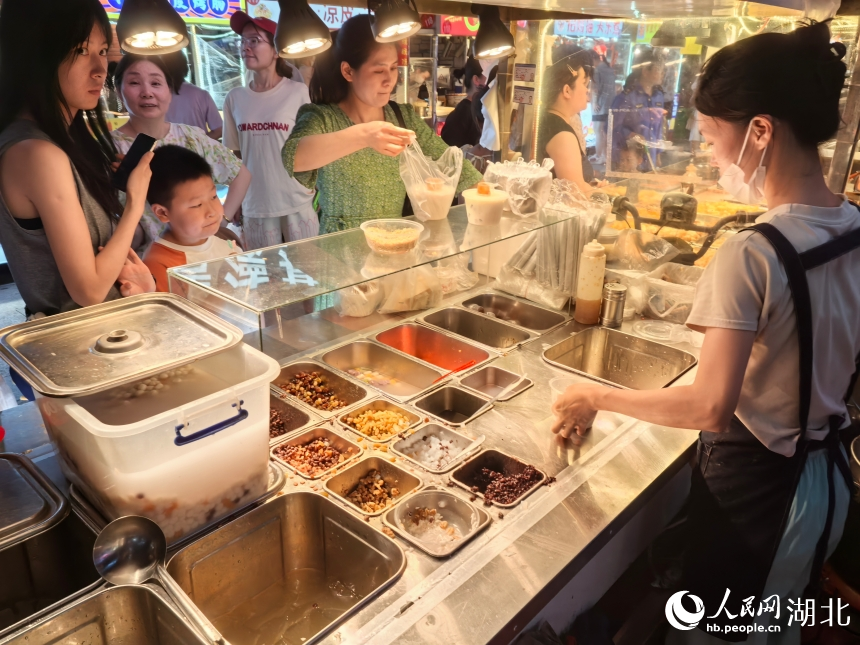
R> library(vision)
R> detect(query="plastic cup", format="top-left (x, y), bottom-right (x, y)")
top-left (549, 377), bottom-right (580, 408)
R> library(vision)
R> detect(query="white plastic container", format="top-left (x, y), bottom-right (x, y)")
top-left (360, 219), bottom-right (424, 255)
top-left (574, 240), bottom-right (606, 325)
top-left (462, 183), bottom-right (508, 225)
top-left (36, 344), bottom-right (279, 542)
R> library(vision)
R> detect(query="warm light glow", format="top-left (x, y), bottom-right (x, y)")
top-left (128, 31), bottom-right (155, 48)
top-left (477, 44), bottom-right (513, 58)
top-left (127, 30), bottom-right (181, 49)
top-left (379, 20), bottom-right (419, 38)
top-left (285, 37), bottom-right (327, 54)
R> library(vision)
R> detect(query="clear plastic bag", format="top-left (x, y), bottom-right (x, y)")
top-left (483, 158), bottom-right (554, 218)
top-left (639, 263), bottom-right (704, 324)
top-left (399, 140), bottom-right (462, 222)
top-left (434, 254), bottom-right (479, 295)
top-left (607, 228), bottom-right (680, 272)
top-left (378, 265), bottom-right (443, 313)
top-left (334, 281), bottom-right (384, 318)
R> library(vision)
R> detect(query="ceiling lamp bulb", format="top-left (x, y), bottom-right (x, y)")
top-left (275, 0), bottom-right (332, 59)
top-left (471, 5), bottom-right (514, 60)
top-left (117, 0), bottom-right (189, 55)
top-left (372, 0), bottom-right (421, 43)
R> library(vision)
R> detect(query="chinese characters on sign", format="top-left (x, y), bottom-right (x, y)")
top-left (554, 19), bottom-right (624, 38)
top-left (100, 0), bottom-right (241, 22)
top-left (244, 0), bottom-right (367, 28)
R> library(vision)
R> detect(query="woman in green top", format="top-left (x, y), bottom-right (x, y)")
top-left (282, 15), bottom-right (482, 233)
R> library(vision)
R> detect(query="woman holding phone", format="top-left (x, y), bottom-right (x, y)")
top-left (0, 0), bottom-right (155, 318)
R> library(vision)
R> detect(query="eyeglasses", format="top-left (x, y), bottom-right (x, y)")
top-left (240, 36), bottom-right (272, 49)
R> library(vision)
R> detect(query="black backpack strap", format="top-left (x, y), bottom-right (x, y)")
top-left (388, 101), bottom-right (407, 129)
top-left (799, 227), bottom-right (860, 270)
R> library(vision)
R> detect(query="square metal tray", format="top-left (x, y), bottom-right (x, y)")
top-left (374, 323), bottom-right (493, 372)
top-left (270, 425), bottom-right (363, 480)
top-left (450, 449), bottom-right (547, 509)
top-left (391, 423), bottom-right (483, 474)
top-left (272, 361), bottom-right (372, 418)
top-left (337, 398), bottom-right (422, 443)
top-left (458, 365), bottom-right (533, 402)
top-left (268, 389), bottom-right (319, 445)
top-left (420, 308), bottom-right (533, 351)
top-left (460, 293), bottom-right (567, 333)
top-left (324, 457), bottom-right (423, 517)
top-left (412, 386), bottom-right (492, 427)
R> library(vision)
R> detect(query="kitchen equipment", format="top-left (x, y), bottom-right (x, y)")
top-left (93, 516), bottom-right (229, 645)
top-left (574, 240), bottom-right (606, 325)
top-left (543, 327), bottom-right (698, 389)
top-left (338, 398), bottom-right (421, 442)
top-left (413, 386), bottom-right (492, 426)
top-left (273, 361), bottom-right (371, 418)
top-left (268, 391), bottom-right (317, 444)
top-left (461, 293), bottom-right (566, 332)
top-left (166, 492), bottom-right (405, 645)
top-left (433, 359), bottom-right (477, 384)
top-left (392, 424), bottom-right (483, 474)
top-left (451, 449), bottom-right (547, 508)
top-left (459, 366), bottom-right (532, 401)
top-left (382, 486), bottom-right (491, 557)
top-left (0, 453), bottom-right (67, 552)
top-left (325, 457), bottom-right (423, 516)
top-left (465, 375), bottom-right (526, 423)
top-left (375, 323), bottom-right (491, 371)
top-left (270, 426), bottom-right (362, 479)
top-left (599, 283), bottom-right (627, 328)
top-left (421, 308), bottom-right (532, 350)
top-left (1, 585), bottom-right (210, 645)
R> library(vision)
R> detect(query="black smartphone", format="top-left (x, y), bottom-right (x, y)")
top-left (112, 133), bottom-right (157, 192)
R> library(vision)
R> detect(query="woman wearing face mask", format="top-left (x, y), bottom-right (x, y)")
top-left (552, 22), bottom-right (859, 641)
top-left (222, 12), bottom-right (318, 248)
top-left (536, 47), bottom-right (594, 192)
top-left (0, 0), bottom-right (155, 319)
top-left (112, 54), bottom-right (251, 248)
top-left (282, 15), bottom-right (483, 233)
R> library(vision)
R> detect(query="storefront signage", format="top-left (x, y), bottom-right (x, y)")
top-left (420, 14), bottom-right (436, 29)
top-left (101, 0), bottom-right (242, 24)
top-left (554, 19), bottom-right (624, 38)
top-left (244, 0), bottom-right (367, 29)
top-left (513, 64), bottom-right (536, 82)
top-left (440, 15), bottom-right (480, 37)
top-left (636, 21), bottom-right (662, 44)
top-left (512, 86), bottom-right (534, 106)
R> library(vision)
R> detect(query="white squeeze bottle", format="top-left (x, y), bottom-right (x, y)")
top-left (574, 240), bottom-right (606, 324)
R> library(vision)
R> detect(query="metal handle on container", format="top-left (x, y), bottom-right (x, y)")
top-left (156, 566), bottom-right (231, 645)
top-left (174, 401), bottom-right (247, 447)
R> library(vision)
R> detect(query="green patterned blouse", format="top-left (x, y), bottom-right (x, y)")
top-left (282, 103), bottom-right (483, 233)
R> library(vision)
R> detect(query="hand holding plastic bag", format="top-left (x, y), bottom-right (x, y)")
top-left (399, 140), bottom-right (463, 222)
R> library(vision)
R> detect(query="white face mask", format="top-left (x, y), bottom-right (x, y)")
top-left (717, 122), bottom-right (767, 204)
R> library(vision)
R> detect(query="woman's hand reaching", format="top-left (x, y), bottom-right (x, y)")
top-left (550, 383), bottom-right (604, 444)
top-left (361, 122), bottom-right (414, 157)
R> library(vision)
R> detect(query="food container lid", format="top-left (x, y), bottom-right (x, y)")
top-left (0, 293), bottom-right (243, 397)
top-left (0, 453), bottom-right (68, 552)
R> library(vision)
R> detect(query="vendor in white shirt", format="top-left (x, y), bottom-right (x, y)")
top-left (552, 22), bottom-right (859, 642)
top-left (223, 11), bottom-right (318, 249)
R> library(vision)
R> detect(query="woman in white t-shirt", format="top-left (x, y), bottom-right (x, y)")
top-left (553, 23), bottom-right (859, 642)
top-left (223, 12), bottom-right (318, 249)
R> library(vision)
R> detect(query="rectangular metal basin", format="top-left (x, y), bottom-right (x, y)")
top-left (542, 327), bottom-right (698, 390)
top-left (382, 486), bottom-right (491, 558)
top-left (391, 424), bottom-right (477, 473)
top-left (338, 398), bottom-right (422, 442)
top-left (319, 341), bottom-right (444, 402)
top-left (412, 386), bottom-right (491, 427)
top-left (421, 308), bottom-right (531, 350)
top-left (273, 362), bottom-right (370, 418)
top-left (0, 509), bottom-right (100, 638)
top-left (451, 449), bottom-right (547, 508)
top-left (2, 585), bottom-right (209, 644)
top-left (166, 492), bottom-right (405, 645)
top-left (269, 391), bottom-right (316, 444)
top-left (324, 457), bottom-right (423, 517)
top-left (375, 323), bottom-right (491, 372)
top-left (459, 366), bottom-right (532, 401)
top-left (270, 426), bottom-right (362, 479)
top-left (461, 294), bottom-right (566, 332)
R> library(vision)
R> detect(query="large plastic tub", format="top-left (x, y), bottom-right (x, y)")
top-left (35, 344), bottom-right (280, 543)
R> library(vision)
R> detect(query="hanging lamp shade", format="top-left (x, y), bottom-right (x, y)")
top-left (116, 0), bottom-right (189, 55)
top-left (274, 0), bottom-right (332, 59)
top-left (471, 5), bottom-right (514, 60)
top-left (371, 0), bottom-right (421, 43)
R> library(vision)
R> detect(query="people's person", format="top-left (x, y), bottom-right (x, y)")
top-left (441, 58), bottom-right (486, 148)
top-left (143, 145), bottom-right (240, 292)
top-left (590, 52), bottom-right (616, 165)
top-left (112, 53), bottom-right (251, 249)
top-left (162, 50), bottom-right (223, 140)
top-left (0, 0), bottom-right (155, 319)
top-left (536, 47), bottom-right (594, 192)
top-left (222, 11), bottom-right (318, 248)
top-left (610, 48), bottom-right (666, 171)
top-left (282, 15), bottom-right (482, 233)
top-left (552, 22), bottom-right (858, 641)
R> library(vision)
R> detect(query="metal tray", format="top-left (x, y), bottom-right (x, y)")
top-left (273, 361), bottom-right (372, 418)
top-left (324, 456), bottom-right (423, 517)
top-left (542, 327), bottom-right (698, 390)
top-left (460, 293), bottom-right (567, 333)
top-left (391, 423), bottom-right (482, 474)
top-left (270, 425), bottom-right (362, 479)
top-left (269, 390), bottom-right (319, 445)
top-left (382, 485), bottom-right (492, 558)
top-left (459, 366), bottom-right (533, 401)
top-left (1, 584), bottom-right (210, 644)
top-left (450, 449), bottom-right (547, 509)
top-left (0, 452), bottom-right (68, 552)
top-left (375, 323), bottom-right (492, 372)
top-left (166, 491), bottom-right (406, 645)
top-left (338, 398), bottom-right (422, 443)
top-left (318, 340), bottom-right (445, 403)
top-left (412, 386), bottom-right (492, 427)
top-left (420, 308), bottom-right (533, 350)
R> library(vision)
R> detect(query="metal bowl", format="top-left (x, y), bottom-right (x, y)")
top-left (412, 386), bottom-right (491, 427)
top-left (459, 366), bottom-right (532, 401)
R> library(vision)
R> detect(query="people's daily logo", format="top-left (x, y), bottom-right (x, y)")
top-left (665, 591), bottom-right (705, 631)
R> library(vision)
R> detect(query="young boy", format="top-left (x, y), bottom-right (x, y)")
top-left (143, 145), bottom-right (241, 292)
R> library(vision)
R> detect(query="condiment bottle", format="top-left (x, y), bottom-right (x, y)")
top-left (574, 240), bottom-right (606, 324)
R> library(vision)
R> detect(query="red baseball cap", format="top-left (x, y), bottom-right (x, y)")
top-left (230, 10), bottom-right (277, 37)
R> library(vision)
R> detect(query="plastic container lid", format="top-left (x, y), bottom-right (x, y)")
top-left (0, 293), bottom-right (243, 397)
top-left (581, 239), bottom-right (606, 259)
top-left (0, 453), bottom-right (68, 551)
top-left (632, 319), bottom-right (689, 344)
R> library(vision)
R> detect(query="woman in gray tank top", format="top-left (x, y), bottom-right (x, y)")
top-left (0, 0), bottom-right (155, 317)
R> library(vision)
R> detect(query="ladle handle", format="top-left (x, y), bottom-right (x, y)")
top-left (157, 566), bottom-right (230, 645)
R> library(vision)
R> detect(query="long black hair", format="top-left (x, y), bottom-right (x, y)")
top-left (0, 0), bottom-right (121, 217)
top-left (695, 21), bottom-right (846, 147)
top-left (161, 50), bottom-right (189, 94)
top-left (310, 15), bottom-right (389, 105)
top-left (544, 45), bottom-right (593, 106)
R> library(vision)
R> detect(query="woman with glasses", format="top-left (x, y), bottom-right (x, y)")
top-left (536, 46), bottom-right (594, 193)
top-left (222, 12), bottom-right (318, 248)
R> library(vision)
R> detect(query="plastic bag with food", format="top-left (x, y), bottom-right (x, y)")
top-left (483, 158), bottom-right (554, 218)
top-left (639, 263), bottom-right (705, 324)
top-left (334, 280), bottom-right (384, 318)
top-left (399, 140), bottom-right (462, 222)
top-left (607, 228), bottom-right (680, 272)
top-left (378, 265), bottom-right (443, 313)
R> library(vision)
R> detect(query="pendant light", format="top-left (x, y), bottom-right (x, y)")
top-left (471, 5), bottom-right (514, 60)
top-left (371, 0), bottom-right (421, 43)
top-left (274, 0), bottom-right (332, 59)
top-left (116, 0), bottom-right (189, 55)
